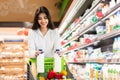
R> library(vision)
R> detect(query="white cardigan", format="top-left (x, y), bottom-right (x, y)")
top-left (28, 28), bottom-right (61, 58)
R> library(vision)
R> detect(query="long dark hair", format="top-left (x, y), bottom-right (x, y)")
top-left (32, 6), bottom-right (55, 30)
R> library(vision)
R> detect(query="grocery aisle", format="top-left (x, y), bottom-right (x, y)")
top-left (59, 0), bottom-right (120, 79)
top-left (0, 0), bottom-right (67, 80)
top-left (0, 0), bottom-right (120, 80)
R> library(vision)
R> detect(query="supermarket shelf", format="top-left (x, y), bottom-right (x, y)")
top-left (62, 1), bottom-right (120, 80)
top-left (61, 0), bottom-right (101, 39)
top-left (0, 70), bottom-right (24, 75)
top-left (0, 62), bottom-right (25, 67)
top-left (79, 0), bottom-right (101, 24)
top-left (63, 41), bottom-right (99, 54)
top-left (0, 41), bottom-right (26, 80)
top-left (0, 61), bottom-right (25, 64)
top-left (68, 59), bottom-right (120, 64)
top-left (62, 24), bottom-right (80, 40)
top-left (68, 60), bottom-right (86, 65)
top-left (60, 0), bottom-right (87, 35)
top-left (98, 29), bottom-right (120, 40)
top-left (62, 3), bottom-right (120, 48)
top-left (62, 35), bottom-right (79, 48)
top-left (0, 57), bottom-right (24, 59)
top-left (77, 29), bottom-right (120, 48)
top-left (64, 29), bottom-right (120, 54)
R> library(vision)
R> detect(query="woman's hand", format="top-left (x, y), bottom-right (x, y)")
top-left (59, 51), bottom-right (64, 57)
top-left (35, 50), bottom-right (40, 57)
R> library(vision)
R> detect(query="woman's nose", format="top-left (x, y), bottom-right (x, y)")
top-left (41, 18), bottom-right (46, 22)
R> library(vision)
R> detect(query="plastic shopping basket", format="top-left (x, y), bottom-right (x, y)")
top-left (44, 58), bottom-right (54, 72)
top-left (27, 57), bottom-right (66, 80)
top-left (37, 58), bottom-right (54, 80)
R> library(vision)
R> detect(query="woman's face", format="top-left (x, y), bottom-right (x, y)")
top-left (38, 13), bottom-right (48, 28)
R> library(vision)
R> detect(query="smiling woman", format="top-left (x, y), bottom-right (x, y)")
top-left (28, 6), bottom-right (61, 58)
top-left (27, 7), bottom-right (62, 79)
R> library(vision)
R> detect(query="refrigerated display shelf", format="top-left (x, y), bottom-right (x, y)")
top-left (68, 59), bottom-right (120, 64)
top-left (61, 1), bottom-right (120, 79)
top-left (62, 2), bottom-right (120, 48)
top-left (61, 0), bottom-right (101, 39)
top-left (64, 29), bottom-right (120, 54)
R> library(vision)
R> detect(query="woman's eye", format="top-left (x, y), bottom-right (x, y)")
top-left (37, 16), bottom-right (47, 20)
top-left (44, 17), bottom-right (48, 19)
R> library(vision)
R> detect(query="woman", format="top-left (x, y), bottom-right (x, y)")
top-left (28, 6), bottom-right (61, 58)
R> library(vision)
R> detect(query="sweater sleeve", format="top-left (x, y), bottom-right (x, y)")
top-left (28, 29), bottom-right (36, 58)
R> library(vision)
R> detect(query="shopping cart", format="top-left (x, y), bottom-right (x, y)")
top-left (27, 63), bottom-right (36, 80)
top-left (27, 57), bottom-right (66, 80)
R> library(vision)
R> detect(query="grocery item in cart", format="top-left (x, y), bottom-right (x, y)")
top-left (37, 49), bottom-right (44, 73)
top-left (54, 49), bottom-right (62, 72)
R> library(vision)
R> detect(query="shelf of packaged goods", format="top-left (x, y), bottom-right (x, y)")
top-left (2, 41), bottom-right (26, 47)
top-left (61, 0), bottom-right (101, 40)
top-left (0, 42), bottom-right (26, 80)
top-left (2, 43), bottom-right (25, 48)
top-left (3, 42), bottom-right (25, 47)
top-left (64, 40), bottom-right (99, 54)
top-left (62, 23), bottom-right (80, 40)
top-left (78, 0), bottom-right (101, 24)
top-left (62, 3), bottom-right (120, 49)
top-left (62, 35), bottom-right (79, 48)
top-left (0, 62), bottom-right (25, 67)
top-left (98, 29), bottom-right (120, 40)
top-left (0, 74), bottom-right (25, 80)
top-left (79, 28), bottom-right (120, 49)
top-left (0, 76), bottom-right (24, 80)
top-left (68, 59), bottom-right (120, 64)
top-left (64, 29), bottom-right (120, 54)
top-left (0, 57), bottom-right (24, 59)
top-left (68, 60), bottom-right (86, 65)
top-left (60, 0), bottom-right (86, 36)
top-left (0, 70), bottom-right (24, 75)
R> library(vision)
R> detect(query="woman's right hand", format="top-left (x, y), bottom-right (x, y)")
top-left (35, 50), bottom-right (40, 57)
